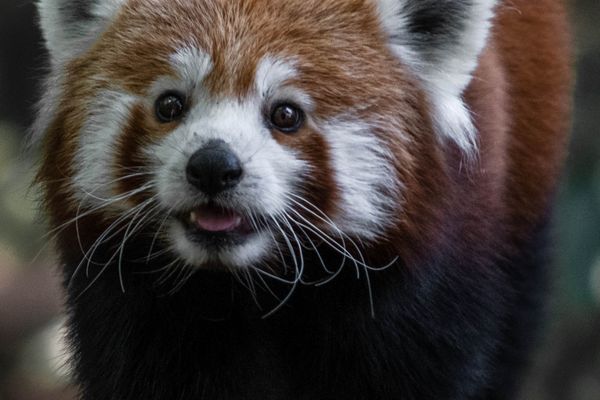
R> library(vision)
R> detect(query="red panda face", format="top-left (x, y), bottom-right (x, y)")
top-left (35, 0), bottom-right (496, 271)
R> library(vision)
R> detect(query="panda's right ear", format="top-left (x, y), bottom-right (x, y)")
top-left (38, 0), bottom-right (124, 62)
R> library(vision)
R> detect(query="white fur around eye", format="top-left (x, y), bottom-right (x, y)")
top-left (255, 56), bottom-right (315, 113)
top-left (150, 98), bottom-right (306, 218)
top-left (148, 97), bottom-right (307, 269)
top-left (140, 51), bottom-right (314, 268)
top-left (255, 56), bottom-right (298, 98)
top-left (147, 47), bottom-right (214, 99)
top-left (150, 52), bottom-right (308, 219)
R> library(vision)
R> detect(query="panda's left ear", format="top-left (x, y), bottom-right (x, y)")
top-left (375, 0), bottom-right (497, 154)
top-left (38, 0), bottom-right (124, 63)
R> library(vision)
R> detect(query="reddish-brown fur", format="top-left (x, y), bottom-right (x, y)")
top-left (41, 0), bottom-right (423, 251)
top-left (40, 0), bottom-right (571, 276)
top-left (36, 0), bottom-right (571, 398)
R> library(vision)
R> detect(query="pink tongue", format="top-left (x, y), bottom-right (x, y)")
top-left (191, 209), bottom-right (242, 232)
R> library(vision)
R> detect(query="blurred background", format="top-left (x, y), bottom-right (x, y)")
top-left (0, 0), bottom-right (598, 399)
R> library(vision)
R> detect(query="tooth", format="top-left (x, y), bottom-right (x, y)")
top-left (189, 211), bottom-right (197, 223)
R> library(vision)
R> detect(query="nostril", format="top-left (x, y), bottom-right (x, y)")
top-left (186, 140), bottom-right (244, 195)
top-left (222, 167), bottom-right (243, 186)
top-left (186, 162), bottom-right (203, 183)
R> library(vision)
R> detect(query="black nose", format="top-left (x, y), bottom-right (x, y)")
top-left (186, 140), bottom-right (243, 196)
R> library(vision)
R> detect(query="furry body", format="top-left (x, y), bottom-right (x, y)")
top-left (34, 0), bottom-right (571, 398)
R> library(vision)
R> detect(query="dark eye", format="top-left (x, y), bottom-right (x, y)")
top-left (270, 103), bottom-right (304, 133)
top-left (155, 92), bottom-right (185, 123)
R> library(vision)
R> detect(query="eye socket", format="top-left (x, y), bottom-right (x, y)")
top-left (155, 92), bottom-right (186, 123)
top-left (269, 103), bottom-right (304, 133)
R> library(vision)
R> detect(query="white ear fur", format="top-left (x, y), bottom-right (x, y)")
top-left (38, 0), bottom-right (124, 62)
top-left (375, 0), bottom-right (497, 154)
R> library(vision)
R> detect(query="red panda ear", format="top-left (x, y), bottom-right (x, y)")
top-left (37, 0), bottom-right (124, 62)
top-left (375, 0), bottom-right (497, 155)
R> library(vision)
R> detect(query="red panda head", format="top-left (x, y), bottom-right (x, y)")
top-left (34, 0), bottom-right (496, 271)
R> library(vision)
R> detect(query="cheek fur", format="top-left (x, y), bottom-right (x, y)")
top-left (273, 117), bottom-right (401, 241)
top-left (320, 118), bottom-right (400, 239)
top-left (271, 126), bottom-right (339, 222)
top-left (113, 103), bottom-right (162, 205)
top-left (72, 90), bottom-right (136, 207)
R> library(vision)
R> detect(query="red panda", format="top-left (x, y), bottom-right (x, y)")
top-left (33, 0), bottom-right (571, 398)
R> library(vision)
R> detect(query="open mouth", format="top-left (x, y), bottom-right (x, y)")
top-left (179, 204), bottom-right (256, 247)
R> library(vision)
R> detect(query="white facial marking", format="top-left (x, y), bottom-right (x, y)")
top-left (171, 47), bottom-right (214, 84)
top-left (149, 47), bottom-right (214, 100)
top-left (255, 56), bottom-right (297, 97)
top-left (152, 99), bottom-right (306, 215)
top-left (73, 90), bottom-right (136, 206)
top-left (147, 52), bottom-right (308, 268)
top-left (255, 57), bottom-right (314, 112)
top-left (320, 118), bottom-right (400, 239)
top-left (170, 220), bottom-right (273, 268)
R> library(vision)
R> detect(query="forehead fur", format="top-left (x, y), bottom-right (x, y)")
top-left (77, 0), bottom-right (406, 115)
